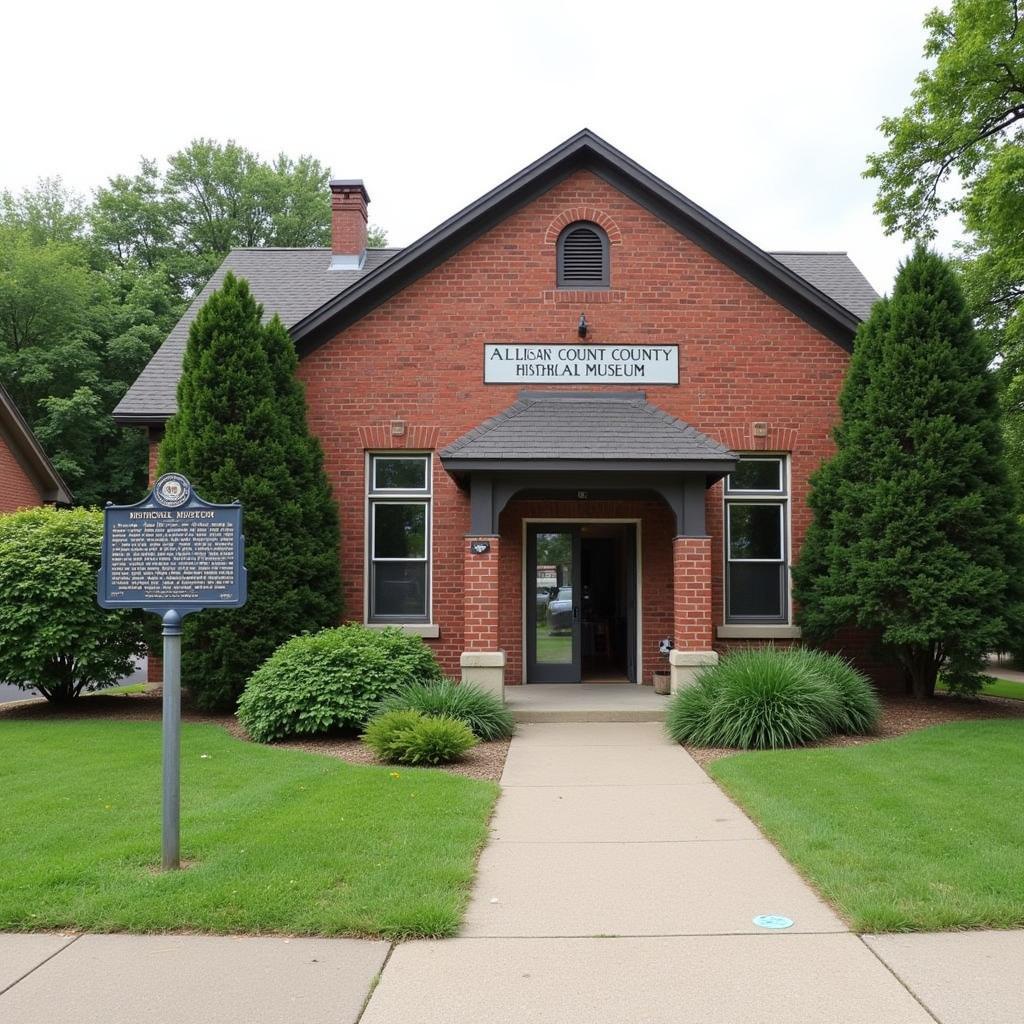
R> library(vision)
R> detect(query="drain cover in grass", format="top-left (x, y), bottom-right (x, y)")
top-left (753, 915), bottom-right (793, 929)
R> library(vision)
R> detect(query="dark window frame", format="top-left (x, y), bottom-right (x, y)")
top-left (367, 452), bottom-right (432, 624)
top-left (724, 455), bottom-right (790, 624)
top-left (556, 221), bottom-right (610, 289)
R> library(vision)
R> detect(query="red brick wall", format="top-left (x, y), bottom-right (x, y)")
top-left (295, 169), bottom-right (852, 675)
top-left (146, 169), bottom-right (887, 682)
top-left (0, 431), bottom-right (43, 512)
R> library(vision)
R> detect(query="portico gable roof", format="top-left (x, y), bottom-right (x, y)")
top-left (440, 391), bottom-right (737, 475)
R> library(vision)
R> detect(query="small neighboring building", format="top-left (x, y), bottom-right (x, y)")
top-left (116, 130), bottom-right (892, 690)
top-left (0, 384), bottom-right (73, 511)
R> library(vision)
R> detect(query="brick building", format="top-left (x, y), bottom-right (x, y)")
top-left (0, 384), bottom-right (73, 512)
top-left (116, 130), bottom-right (885, 692)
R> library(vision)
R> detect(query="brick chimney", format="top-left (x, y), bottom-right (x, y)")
top-left (329, 179), bottom-right (370, 270)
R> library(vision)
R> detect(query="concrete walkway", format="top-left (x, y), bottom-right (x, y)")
top-left (3, 723), bottom-right (1023, 1022)
top-left (361, 723), bottom-right (942, 1023)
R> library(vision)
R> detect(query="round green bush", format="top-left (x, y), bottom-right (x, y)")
top-left (237, 625), bottom-right (442, 742)
top-left (665, 647), bottom-right (880, 750)
top-left (789, 648), bottom-right (880, 734)
top-left (362, 709), bottom-right (427, 761)
top-left (374, 678), bottom-right (515, 740)
top-left (0, 507), bottom-right (146, 702)
top-left (361, 710), bottom-right (477, 765)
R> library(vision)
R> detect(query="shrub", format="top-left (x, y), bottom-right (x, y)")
top-left (362, 709), bottom-right (427, 761)
top-left (374, 678), bottom-right (515, 740)
top-left (158, 273), bottom-right (342, 709)
top-left (362, 711), bottom-right (477, 766)
top-left (790, 648), bottom-right (880, 734)
top-left (395, 716), bottom-right (478, 765)
top-left (236, 625), bottom-right (442, 742)
top-left (0, 507), bottom-right (146, 702)
top-left (665, 647), bottom-right (880, 751)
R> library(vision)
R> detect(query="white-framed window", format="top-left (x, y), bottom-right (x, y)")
top-left (724, 455), bottom-right (789, 623)
top-left (367, 453), bottom-right (431, 622)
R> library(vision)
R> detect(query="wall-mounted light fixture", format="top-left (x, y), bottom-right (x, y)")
top-left (578, 313), bottom-right (588, 338)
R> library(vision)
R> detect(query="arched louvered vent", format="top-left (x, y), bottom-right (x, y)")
top-left (557, 222), bottom-right (609, 287)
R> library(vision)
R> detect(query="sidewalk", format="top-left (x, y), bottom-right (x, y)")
top-left (2, 723), bottom-right (1022, 1023)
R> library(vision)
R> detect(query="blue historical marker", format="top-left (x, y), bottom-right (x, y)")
top-left (98, 473), bottom-right (247, 870)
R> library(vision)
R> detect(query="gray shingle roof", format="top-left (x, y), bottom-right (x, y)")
top-left (769, 252), bottom-right (879, 320)
top-left (113, 247), bottom-right (399, 422)
top-left (440, 392), bottom-right (736, 464)
top-left (115, 244), bottom-right (878, 424)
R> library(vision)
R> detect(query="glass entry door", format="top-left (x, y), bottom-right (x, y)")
top-left (527, 526), bottom-right (581, 683)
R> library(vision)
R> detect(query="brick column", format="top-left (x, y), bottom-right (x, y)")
top-left (670, 535), bottom-right (717, 692)
top-left (461, 536), bottom-right (504, 698)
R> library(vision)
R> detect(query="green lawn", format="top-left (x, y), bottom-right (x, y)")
top-left (0, 719), bottom-right (497, 938)
top-left (937, 676), bottom-right (1024, 701)
top-left (709, 720), bottom-right (1024, 932)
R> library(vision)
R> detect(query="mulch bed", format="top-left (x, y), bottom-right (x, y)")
top-left (684, 691), bottom-right (1024, 768)
top-left (0, 690), bottom-right (509, 782)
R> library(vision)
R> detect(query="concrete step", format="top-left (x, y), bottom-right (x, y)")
top-left (512, 707), bottom-right (667, 723)
top-left (504, 683), bottom-right (670, 724)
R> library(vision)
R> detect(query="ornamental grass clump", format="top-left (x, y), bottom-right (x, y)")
top-left (789, 648), bottom-right (880, 735)
top-left (665, 647), bottom-right (879, 750)
top-left (374, 678), bottom-right (516, 740)
top-left (362, 710), bottom-right (477, 766)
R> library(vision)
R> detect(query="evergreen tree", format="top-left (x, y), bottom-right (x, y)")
top-left (793, 247), bottom-right (1024, 699)
top-left (157, 272), bottom-right (341, 708)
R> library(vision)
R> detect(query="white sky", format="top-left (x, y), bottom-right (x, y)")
top-left (3, 0), bottom-right (946, 295)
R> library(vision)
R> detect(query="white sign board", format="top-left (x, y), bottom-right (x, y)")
top-left (484, 344), bottom-right (679, 384)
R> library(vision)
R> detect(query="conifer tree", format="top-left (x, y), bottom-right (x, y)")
top-left (157, 272), bottom-right (341, 708)
top-left (793, 247), bottom-right (1024, 699)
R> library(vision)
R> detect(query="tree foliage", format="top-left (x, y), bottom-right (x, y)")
top-left (0, 187), bottom-right (179, 504)
top-left (865, 0), bottom-right (1024, 490)
top-left (157, 273), bottom-right (342, 709)
top-left (0, 507), bottom-right (145, 701)
top-left (0, 140), bottom-right (385, 506)
top-left (92, 140), bottom-right (388, 296)
top-left (793, 247), bottom-right (1024, 698)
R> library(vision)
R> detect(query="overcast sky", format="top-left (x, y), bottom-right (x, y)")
top-left (4, 0), bottom-right (945, 295)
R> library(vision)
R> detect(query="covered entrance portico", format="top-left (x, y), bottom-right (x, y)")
top-left (440, 391), bottom-right (738, 695)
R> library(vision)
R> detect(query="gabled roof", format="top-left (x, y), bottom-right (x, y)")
top-left (115, 129), bottom-right (880, 426)
top-left (113, 247), bottom-right (400, 424)
top-left (770, 252), bottom-right (878, 320)
top-left (289, 129), bottom-right (868, 354)
top-left (0, 384), bottom-right (73, 505)
top-left (440, 391), bottom-right (737, 473)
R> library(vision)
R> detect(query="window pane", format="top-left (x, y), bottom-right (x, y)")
top-left (374, 503), bottom-right (426, 558)
top-left (534, 531), bottom-right (574, 665)
top-left (729, 504), bottom-right (782, 560)
top-left (728, 459), bottom-right (782, 492)
top-left (374, 457), bottom-right (427, 491)
top-left (729, 563), bottom-right (784, 618)
top-left (373, 562), bottom-right (427, 617)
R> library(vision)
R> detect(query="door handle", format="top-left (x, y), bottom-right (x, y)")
top-left (573, 606), bottom-right (579, 621)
